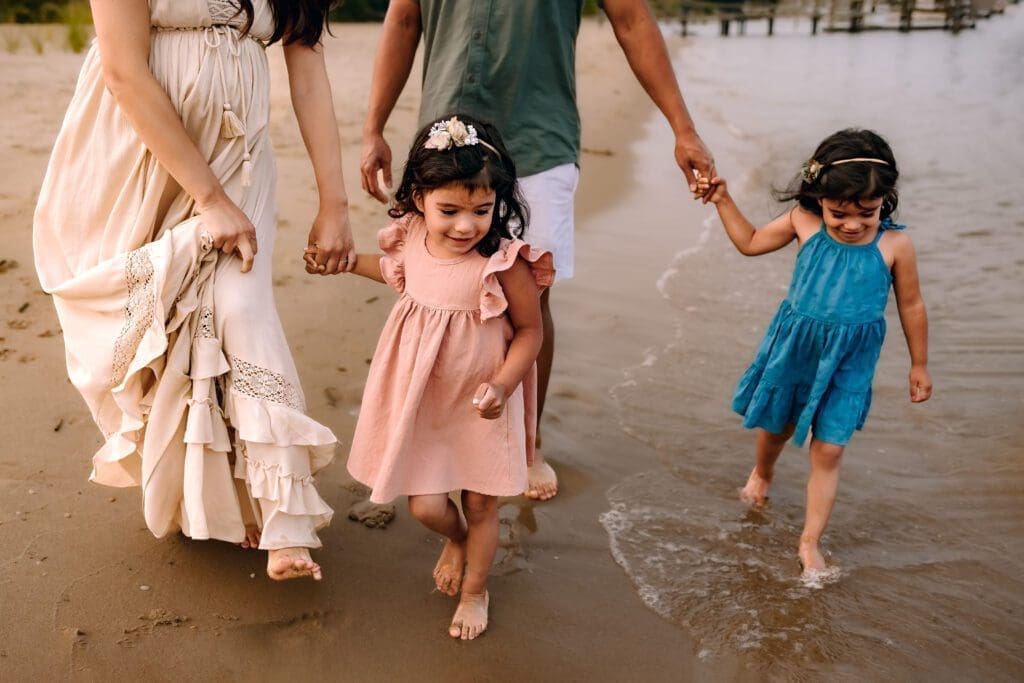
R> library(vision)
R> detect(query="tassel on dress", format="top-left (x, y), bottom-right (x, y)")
top-left (220, 103), bottom-right (245, 139)
top-left (241, 152), bottom-right (252, 188)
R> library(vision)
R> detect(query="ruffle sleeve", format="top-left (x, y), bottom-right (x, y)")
top-left (377, 214), bottom-right (419, 293)
top-left (479, 239), bottom-right (555, 321)
top-left (880, 216), bottom-right (906, 231)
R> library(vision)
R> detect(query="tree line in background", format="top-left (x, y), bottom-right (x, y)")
top-left (0, 0), bottom-right (678, 24)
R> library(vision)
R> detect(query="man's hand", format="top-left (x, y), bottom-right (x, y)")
top-left (361, 132), bottom-right (393, 204)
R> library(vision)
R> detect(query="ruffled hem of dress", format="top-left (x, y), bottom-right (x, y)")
top-left (223, 388), bottom-right (337, 473)
top-left (479, 239), bottom-right (555, 321)
top-left (733, 371), bottom-right (871, 447)
top-left (243, 454), bottom-right (334, 524)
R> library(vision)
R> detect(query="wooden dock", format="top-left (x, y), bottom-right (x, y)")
top-left (676, 0), bottom-right (1014, 36)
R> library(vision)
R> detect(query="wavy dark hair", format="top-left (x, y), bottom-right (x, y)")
top-left (231, 0), bottom-right (337, 46)
top-left (389, 114), bottom-right (528, 257)
top-left (777, 128), bottom-right (899, 219)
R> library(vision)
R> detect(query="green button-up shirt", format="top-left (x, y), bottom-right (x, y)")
top-left (417, 0), bottom-right (585, 177)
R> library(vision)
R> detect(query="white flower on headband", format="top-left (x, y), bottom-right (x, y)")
top-left (424, 116), bottom-right (481, 151)
top-left (802, 159), bottom-right (824, 183)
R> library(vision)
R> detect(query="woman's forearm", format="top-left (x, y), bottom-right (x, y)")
top-left (285, 44), bottom-right (349, 209)
top-left (92, 0), bottom-right (226, 208)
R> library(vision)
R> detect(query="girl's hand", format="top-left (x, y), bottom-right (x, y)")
top-left (472, 382), bottom-right (507, 420)
top-left (909, 365), bottom-right (932, 403)
top-left (694, 173), bottom-right (727, 204)
top-left (304, 205), bottom-right (356, 275)
top-left (196, 192), bottom-right (259, 273)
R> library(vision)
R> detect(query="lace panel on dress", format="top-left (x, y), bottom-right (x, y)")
top-left (229, 355), bottom-right (305, 411)
top-left (110, 249), bottom-right (156, 387)
top-left (196, 307), bottom-right (216, 339)
top-left (207, 0), bottom-right (248, 28)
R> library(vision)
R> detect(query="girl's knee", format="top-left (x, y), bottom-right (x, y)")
top-left (810, 441), bottom-right (844, 469)
top-left (407, 494), bottom-right (449, 525)
top-left (461, 492), bottom-right (496, 522)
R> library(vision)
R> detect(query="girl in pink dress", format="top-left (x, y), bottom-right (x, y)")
top-left (324, 115), bottom-right (552, 640)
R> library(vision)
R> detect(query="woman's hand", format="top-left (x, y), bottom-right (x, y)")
top-left (196, 192), bottom-right (258, 273)
top-left (473, 382), bottom-right (508, 420)
top-left (304, 204), bottom-right (356, 275)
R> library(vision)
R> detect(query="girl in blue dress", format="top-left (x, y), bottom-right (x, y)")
top-left (695, 129), bottom-right (932, 575)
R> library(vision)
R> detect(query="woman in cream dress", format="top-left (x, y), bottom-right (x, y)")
top-left (33, 0), bottom-right (353, 580)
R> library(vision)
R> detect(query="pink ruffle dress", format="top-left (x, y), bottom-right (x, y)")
top-left (347, 215), bottom-right (554, 503)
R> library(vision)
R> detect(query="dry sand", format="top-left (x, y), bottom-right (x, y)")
top-left (0, 21), bottom-right (713, 680)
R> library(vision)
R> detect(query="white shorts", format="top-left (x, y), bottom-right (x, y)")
top-left (518, 163), bottom-right (579, 283)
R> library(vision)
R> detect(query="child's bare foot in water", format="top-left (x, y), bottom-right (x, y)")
top-left (267, 547), bottom-right (322, 581)
top-left (433, 539), bottom-right (466, 596)
top-left (449, 590), bottom-right (489, 640)
top-left (739, 467), bottom-right (771, 507)
top-left (798, 539), bottom-right (827, 574)
top-left (524, 455), bottom-right (558, 500)
top-left (240, 524), bottom-right (260, 549)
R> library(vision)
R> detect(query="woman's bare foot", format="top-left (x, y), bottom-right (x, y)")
top-left (739, 467), bottom-right (771, 507)
top-left (524, 456), bottom-right (558, 501)
top-left (240, 524), bottom-right (261, 549)
top-left (449, 591), bottom-right (489, 640)
top-left (798, 539), bottom-right (827, 574)
top-left (267, 547), bottom-right (322, 581)
top-left (433, 539), bottom-right (467, 596)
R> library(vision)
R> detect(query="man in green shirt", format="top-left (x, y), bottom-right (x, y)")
top-left (361, 0), bottom-right (714, 502)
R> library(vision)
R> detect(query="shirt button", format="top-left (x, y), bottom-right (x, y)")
top-left (467, 74), bottom-right (476, 83)
top-left (472, 30), bottom-right (482, 40)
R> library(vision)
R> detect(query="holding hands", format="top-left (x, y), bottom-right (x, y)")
top-left (472, 382), bottom-right (507, 420)
top-left (693, 171), bottom-right (728, 204)
top-left (303, 204), bottom-right (357, 275)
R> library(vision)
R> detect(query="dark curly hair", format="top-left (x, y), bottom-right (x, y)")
top-left (777, 128), bottom-right (899, 219)
top-left (389, 114), bottom-right (528, 257)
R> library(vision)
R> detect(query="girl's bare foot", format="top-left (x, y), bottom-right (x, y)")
top-left (739, 467), bottom-right (771, 507)
top-left (267, 547), bottom-right (322, 581)
top-left (240, 524), bottom-right (261, 549)
top-left (524, 457), bottom-right (558, 501)
top-left (433, 539), bottom-right (467, 596)
top-left (798, 539), bottom-right (827, 574)
top-left (449, 591), bottom-right (489, 640)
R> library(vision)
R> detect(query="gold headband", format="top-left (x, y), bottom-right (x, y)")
top-left (802, 157), bottom-right (889, 183)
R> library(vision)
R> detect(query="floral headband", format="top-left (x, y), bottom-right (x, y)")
top-left (801, 157), bottom-right (889, 184)
top-left (424, 116), bottom-right (499, 155)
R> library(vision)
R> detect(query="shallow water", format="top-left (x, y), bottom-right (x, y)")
top-left (598, 8), bottom-right (1024, 679)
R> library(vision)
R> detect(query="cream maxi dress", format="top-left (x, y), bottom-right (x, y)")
top-left (33, 0), bottom-right (335, 550)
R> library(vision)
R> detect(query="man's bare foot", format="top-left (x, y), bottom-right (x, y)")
top-left (433, 539), bottom-right (466, 596)
top-left (524, 457), bottom-right (558, 501)
top-left (449, 591), bottom-right (489, 640)
top-left (267, 547), bottom-right (322, 581)
top-left (739, 467), bottom-right (771, 507)
top-left (798, 539), bottom-right (827, 574)
top-left (240, 524), bottom-right (261, 549)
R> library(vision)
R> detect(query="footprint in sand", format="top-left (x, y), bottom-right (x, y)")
top-left (347, 499), bottom-right (396, 528)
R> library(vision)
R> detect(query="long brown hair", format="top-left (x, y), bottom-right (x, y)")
top-left (232, 0), bottom-right (337, 46)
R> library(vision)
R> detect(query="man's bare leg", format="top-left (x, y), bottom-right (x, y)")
top-left (526, 288), bottom-right (559, 500)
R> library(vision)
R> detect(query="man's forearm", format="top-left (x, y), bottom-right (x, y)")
top-left (364, 2), bottom-right (421, 135)
top-left (605, 0), bottom-right (696, 136)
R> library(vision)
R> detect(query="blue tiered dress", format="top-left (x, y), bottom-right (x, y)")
top-left (732, 218), bottom-right (904, 446)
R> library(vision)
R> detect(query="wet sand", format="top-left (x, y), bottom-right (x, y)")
top-left (0, 21), bottom-right (709, 680)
